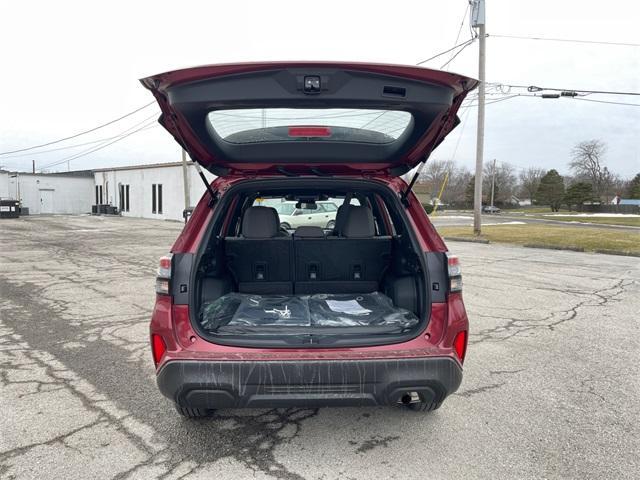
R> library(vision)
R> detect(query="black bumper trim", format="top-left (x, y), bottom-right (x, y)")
top-left (157, 357), bottom-right (462, 409)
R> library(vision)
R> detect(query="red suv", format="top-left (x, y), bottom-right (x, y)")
top-left (143, 62), bottom-right (475, 417)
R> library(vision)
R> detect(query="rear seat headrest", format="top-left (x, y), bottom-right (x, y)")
top-left (342, 206), bottom-right (375, 238)
top-left (294, 226), bottom-right (325, 238)
top-left (333, 204), bottom-right (352, 235)
top-left (242, 206), bottom-right (280, 238)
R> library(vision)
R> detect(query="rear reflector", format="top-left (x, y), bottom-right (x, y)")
top-left (453, 330), bottom-right (467, 363)
top-left (151, 334), bottom-right (167, 365)
top-left (288, 126), bottom-right (332, 137)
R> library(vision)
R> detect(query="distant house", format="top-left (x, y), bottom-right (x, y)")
top-left (1, 170), bottom-right (94, 214)
top-left (510, 195), bottom-right (531, 206)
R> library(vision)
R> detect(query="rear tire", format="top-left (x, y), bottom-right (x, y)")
top-left (280, 222), bottom-right (291, 230)
top-left (175, 404), bottom-right (215, 418)
top-left (326, 220), bottom-right (336, 229)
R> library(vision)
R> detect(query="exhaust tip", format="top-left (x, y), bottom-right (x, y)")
top-left (399, 392), bottom-right (420, 405)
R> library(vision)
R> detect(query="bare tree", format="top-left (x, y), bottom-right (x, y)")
top-left (569, 140), bottom-right (608, 197)
top-left (419, 159), bottom-right (454, 195)
top-left (482, 162), bottom-right (517, 204)
top-left (442, 166), bottom-right (472, 205)
top-left (416, 159), bottom-right (473, 206)
top-left (518, 167), bottom-right (545, 203)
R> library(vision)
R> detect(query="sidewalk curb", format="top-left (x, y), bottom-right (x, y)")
top-left (523, 243), bottom-right (584, 252)
top-left (593, 249), bottom-right (640, 258)
top-left (444, 236), bottom-right (490, 244)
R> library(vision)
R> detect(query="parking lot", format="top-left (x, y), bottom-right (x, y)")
top-left (1, 215), bottom-right (638, 479)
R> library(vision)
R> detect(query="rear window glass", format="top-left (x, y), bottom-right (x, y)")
top-left (271, 203), bottom-right (296, 215)
top-left (207, 109), bottom-right (412, 145)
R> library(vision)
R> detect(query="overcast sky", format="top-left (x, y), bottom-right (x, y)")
top-left (1, 0), bottom-right (638, 178)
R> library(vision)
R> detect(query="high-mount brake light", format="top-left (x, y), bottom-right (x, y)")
top-left (156, 254), bottom-right (173, 295)
top-left (288, 126), bottom-right (332, 137)
top-left (446, 252), bottom-right (462, 293)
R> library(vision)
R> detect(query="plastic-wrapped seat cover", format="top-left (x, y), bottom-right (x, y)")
top-left (200, 292), bottom-right (418, 332)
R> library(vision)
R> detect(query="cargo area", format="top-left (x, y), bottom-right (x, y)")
top-left (190, 179), bottom-right (430, 347)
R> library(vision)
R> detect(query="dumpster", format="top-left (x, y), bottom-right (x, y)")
top-left (0, 200), bottom-right (20, 219)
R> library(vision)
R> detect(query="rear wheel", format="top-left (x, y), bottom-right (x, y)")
top-left (280, 222), bottom-right (291, 230)
top-left (325, 220), bottom-right (336, 229)
top-left (174, 404), bottom-right (215, 418)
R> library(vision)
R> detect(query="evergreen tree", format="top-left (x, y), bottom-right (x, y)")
top-left (564, 182), bottom-right (595, 210)
top-left (626, 174), bottom-right (640, 199)
top-left (535, 169), bottom-right (565, 212)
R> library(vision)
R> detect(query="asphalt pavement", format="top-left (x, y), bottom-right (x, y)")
top-left (1, 215), bottom-right (638, 479)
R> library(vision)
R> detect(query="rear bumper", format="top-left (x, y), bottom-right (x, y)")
top-left (157, 356), bottom-right (462, 409)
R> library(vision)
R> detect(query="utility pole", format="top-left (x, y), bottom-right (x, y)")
top-left (490, 158), bottom-right (496, 208)
top-left (471, 0), bottom-right (486, 235)
top-left (181, 149), bottom-right (191, 210)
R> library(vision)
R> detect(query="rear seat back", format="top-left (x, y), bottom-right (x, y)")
top-left (294, 206), bottom-right (391, 294)
top-left (225, 205), bottom-right (391, 296)
top-left (225, 206), bottom-right (293, 294)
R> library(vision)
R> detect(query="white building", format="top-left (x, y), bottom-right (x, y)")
top-left (0, 170), bottom-right (10, 199)
top-left (93, 162), bottom-right (216, 221)
top-left (1, 170), bottom-right (94, 215)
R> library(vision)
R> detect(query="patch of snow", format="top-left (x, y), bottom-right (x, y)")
top-left (541, 213), bottom-right (640, 218)
top-left (483, 221), bottom-right (527, 226)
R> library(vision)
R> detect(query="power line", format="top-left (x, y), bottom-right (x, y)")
top-left (416, 37), bottom-right (478, 66)
top-left (1, 112), bottom-right (160, 159)
top-left (39, 120), bottom-right (159, 171)
top-left (489, 33), bottom-right (640, 48)
top-left (488, 82), bottom-right (640, 97)
top-left (462, 94), bottom-right (528, 107)
top-left (568, 97), bottom-right (640, 107)
top-left (442, 2), bottom-right (473, 71)
top-left (441, 39), bottom-right (476, 69)
top-left (463, 91), bottom-right (640, 108)
top-left (39, 114), bottom-right (160, 170)
top-left (447, 104), bottom-right (473, 162)
top-left (0, 101), bottom-right (156, 155)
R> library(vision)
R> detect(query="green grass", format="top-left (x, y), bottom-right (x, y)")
top-left (438, 224), bottom-right (640, 254)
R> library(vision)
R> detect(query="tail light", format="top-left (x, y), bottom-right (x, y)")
top-left (156, 254), bottom-right (172, 295)
top-left (151, 334), bottom-right (167, 366)
top-left (453, 330), bottom-right (468, 363)
top-left (446, 252), bottom-right (462, 293)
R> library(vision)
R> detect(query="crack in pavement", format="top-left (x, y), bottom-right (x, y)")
top-left (0, 276), bottom-right (320, 480)
top-left (469, 278), bottom-right (634, 345)
top-left (350, 435), bottom-right (400, 454)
